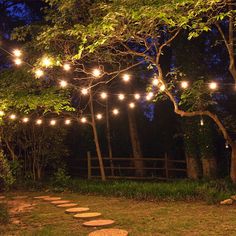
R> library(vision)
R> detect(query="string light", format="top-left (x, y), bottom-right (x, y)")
top-left (13, 49), bottom-right (22, 57)
top-left (81, 117), bottom-right (87, 123)
top-left (42, 57), bottom-right (52, 67)
top-left (59, 80), bottom-right (68, 88)
top-left (146, 92), bottom-right (154, 101)
top-left (112, 108), bottom-right (119, 115)
top-left (100, 92), bottom-right (108, 99)
top-left (209, 82), bottom-right (218, 90)
top-left (225, 142), bottom-right (229, 149)
top-left (200, 118), bottom-right (204, 126)
top-left (81, 88), bottom-right (89, 95)
top-left (122, 74), bottom-right (130, 82)
top-left (0, 111), bottom-right (5, 116)
top-left (22, 117), bottom-right (29, 123)
top-left (14, 58), bottom-right (22, 65)
top-left (118, 93), bottom-right (125, 101)
top-left (129, 102), bottom-right (135, 109)
top-left (160, 84), bottom-right (166, 91)
top-left (36, 119), bottom-right (42, 125)
top-left (9, 114), bottom-right (16, 120)
top-left (50, 119), bottom-right (56, 126)
top-left (65, 119), bottom-right (71, 125)
top-left (152, 78), bottom-right (159, 86)
top-left (96, 113), bottom-right (103, 120)
top-left (181, 81), bottom-right (189, 89)
top-left (92, 68), bottom-right (101, 78)
top-left (35, 69), bottom-right (44, 78)
top-left (63, 63), bottom-right (71, 71)
top-left (134, 93), bottom-right (141, 100)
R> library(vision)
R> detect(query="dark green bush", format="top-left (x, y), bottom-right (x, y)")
top-left (50, 168), bottom-right (71, 192)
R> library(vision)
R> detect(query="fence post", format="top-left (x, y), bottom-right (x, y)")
top-left (165, 153), bottom-right (169, 179)
top-left (87, 151), bottom-right (91, 179)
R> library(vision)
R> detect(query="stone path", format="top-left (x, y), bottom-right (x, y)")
top-left (2, 194), bottom-right (129, 235)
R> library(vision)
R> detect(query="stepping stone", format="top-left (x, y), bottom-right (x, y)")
top-left (51, 200), bottom-right (71, 205)
top-left (34, 196), bottom-right (50, 199)
top-left (13, 196), bottom-right (28, 199)
top-left (73, 212), bottom-right (101, 219)
top-left (57, 203), bottom-right (78, 208)
top-left (0, 196), bottom-right (5, 200)
top-left (89, 229), bottom-right (129, 236)
top-left (43, 197), bottom-right (61, 201)
top-left (220, 199), bottom-right (233, 205)
top-left (65, 207), bottom-right (90, 213)
top-left (83, 219), bottom-right (115, 227)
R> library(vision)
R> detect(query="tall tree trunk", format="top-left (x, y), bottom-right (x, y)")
top-left (106, 100), bottom-right (115, 176)
top-left (127, 108), bottom-right (144, 177)
top-left (89, 91), bottom-right (106, 181)
top-left (230, 143), bottom-right (236, 183)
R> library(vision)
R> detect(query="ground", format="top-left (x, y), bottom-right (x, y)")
top-left (1, 192), bottom-right (236, 236)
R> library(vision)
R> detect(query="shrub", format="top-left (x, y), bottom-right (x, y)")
top-left (0, 203), bottom-right (9, 224)
top-left (50, 168), bottom-right (71, 191)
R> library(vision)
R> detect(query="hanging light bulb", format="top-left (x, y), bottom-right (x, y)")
top-left (134, 93), bottom-right (141, 100)
top-left (112, 108), bottom-right (119, 115)
top-left (129, 102), bottom-right (135, 109)
top-left (100, 92), bottom-right (108, 99)
top-left (63, 63), bottom-right (71, 71)
top-left (118, 93), bottom-right (125, 101)
top-left (181, 81), bottom-right (189, 89)
top-left (146, 92), bottom-right (154, 101)
top-left (209, 82), bottom-right (218, 90)
top-left (200, 118), bottom-right (204, 126)
top-left (225, 142), bottom-right (229, 149)
top-left (9, 114), bottom-right (16, 120)
top-left (35, 69), bottom-right (44, 78)
top-left (42, 57), bottom-right (52, 67)
top-left (14, 58), bottom-right (22, 65)
top-left (159, 84), bottom-right (166, 91)
top-left (96, 113), bottom-right (103, 120)
top-left (0, 111), bottom-right (5, 116)
top-left (65, 119), bottom-right (71, 125)
top-left (152, 78), bottom-right (159, 86)
top-left (59, 80), bottom-right (68, 88)
top-left (122, 74), bottom-right (130, 82)
top-left (50, 119), bottom-right (56, 126)
top-left (92, 68), bottom-right (101, 78)
top-left (81, 88), bottom-right (89, 95)
top-left (13, 49), bottom-right (22, 57)
top-left (36, 119), bottom-right (42, 125)
top-left (22, 117), bottom-right (29, 123)
top-left (81, 117), bottom-right (87, 123)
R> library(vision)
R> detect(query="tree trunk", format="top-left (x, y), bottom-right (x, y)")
top-left (127, 108), bottom-right (144, 177)
top-left (202, 158), bottom-right (217, 179)
top-left (106, 100), bottom-right (115, 176)
top-left (186, 154), bottom-right (202, 179)
top-left (89, 91), bottom-right (106, 181)
top-left (230, 143), bottom-right (236, 183)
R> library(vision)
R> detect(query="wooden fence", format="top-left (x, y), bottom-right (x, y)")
top-left (87, 152), bottom-right (187, 180)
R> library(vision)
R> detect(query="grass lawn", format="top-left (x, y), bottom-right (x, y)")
top-left (1, 192), bottom-right (236, 236)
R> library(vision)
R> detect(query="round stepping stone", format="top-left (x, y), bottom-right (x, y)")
top-left (43, 197), bottom-right (61, 201)
top-left (65, 207), bottom-right (90, 213)
top-left (0, 196), bottom-right (5, 200)
top-left (51, 200), bottom-right (71, 205)
top-left (74, 212), bottom-right (101, 219)
top-left (57, 203), bottom-right (78, 208)
top-left (34, 196), bottom-right (50, 199)
top-left (89, 229), bottom-right (129, 236)
top-left (83, 219), bottom-right (115, 227)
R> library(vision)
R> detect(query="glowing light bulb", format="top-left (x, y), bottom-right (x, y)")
top-left (42, 57), bottom-right (52, 67)
top-left (160, 84), bottom-right (166, 91)
top-left (152, 78), bottom-right (159, 86)
top-left (209, 82), bottom-right (218, 90)
top-left (13, 49), bottom-right (22, 57)
top-left (0, 111), bottom-right (5, 116)
top-left (146, 92), bottom-right (154, 101)
top-left (9, 114), bottom-right (16, 120)
top-left (22, 117), bottom-right (29, 123)
top-left (14, 58), bottom-right (22, 65)
top-left (100, 92), bottom-right (108, 99)
top-left (96, 113), bottom-right (103, 120)
top-left (50, 119), bottom-right (56, 126)
top-left (59, 80), bottom-right (68, 88)
top-left (65, 119), bottom-right (71, 125)
top-left (118, 93), bottom-right (125, 101)
top-left (134, 93), bottom-right (141, 100)
top-left (63, 63), bottom-right (71, 71)
top-left (225, 142), bottom-right (229, 149)
top-left (81, 88), bottom-right (89, 95)
top-left (200, 118), bottom-right (204, 126)
top-left (129, 102), bottom-right (135, 108)
top-left (81, 117), bottom-right (87, 123)
top-left (35, 69), bottom-right (44, 78)
top-left (123, 74), bottom-right (130, 82)
top-left (92, 68), bottom-right (101, 78)
top-left (181, 81), bottom-right (189, 89)
top-left (36, 119), bottom-right (42, 125)
top-left (112, 108), bottom-right (119, 115)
